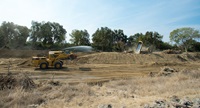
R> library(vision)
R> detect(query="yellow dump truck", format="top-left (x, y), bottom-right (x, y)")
top-left (32, 51), bottom-right (77, 69)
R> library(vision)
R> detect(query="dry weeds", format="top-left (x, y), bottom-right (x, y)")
top-left (0, 73), bottom-right (35, 90)
top-left (0, 68), bottom-right (199, 108)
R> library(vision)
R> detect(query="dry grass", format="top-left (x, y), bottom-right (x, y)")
top-left (0, 88), bottom-right (44, 108)
top-left (0, 69), bottom-right (200, 108)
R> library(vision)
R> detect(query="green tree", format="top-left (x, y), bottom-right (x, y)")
top-left (143, 31), bottom-right (163, 48)
top-left (170, 27), bottom-right (200, 52)
top-left (92, 27), bottom-right (114, 51)
top-left (190, 41), bottom-right (200, 52)
top-left (12, 25), bottom-right (30, 48)
top-left (112, 29), bottom-right (127, 51)
top-left (128, 33), bottom-right (144, 46)
top-left (70, 29), bottom-right (90, 46)
top-left (0, 21), bottom-right (29, 49)
top-left (29, 21), bottom-right (67, 49)
top-left (157, 41), bottom-right (173, 50)
top-left (29, 21), bottom-right (41, 48)
top-left (128, 32), bottom-right (163, 50)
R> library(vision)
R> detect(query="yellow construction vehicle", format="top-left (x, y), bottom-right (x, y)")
top-left (32, 51), bottom-right (77, 69)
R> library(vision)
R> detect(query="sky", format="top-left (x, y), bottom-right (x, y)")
top-left (0, 0), bottom-right (200, 42)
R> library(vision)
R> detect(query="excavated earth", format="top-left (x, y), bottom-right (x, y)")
top-left (1, 50), bottom-right (200, 108)
top-left (0, 50), bottom-right (200, 83)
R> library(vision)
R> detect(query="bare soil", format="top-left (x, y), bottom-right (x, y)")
top-left (0, 52), bottom-right (200, 82)
top-left (0, 50), bottom-right (200, 108)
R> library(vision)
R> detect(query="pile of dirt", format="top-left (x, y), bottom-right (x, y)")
top-left (148, 67), bottom-right (178, 77)
top-left (0, 73), bottom-right (35, 90)
top-left (76, 52), bottom-right (140, 64)
top-left (157, 67), bottom-right (178, 76)
top-left (76, 52), bottom-right (200, 64)
top-left (162, 49), bottom-right (182, 54)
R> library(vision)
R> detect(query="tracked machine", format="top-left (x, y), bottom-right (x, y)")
top-left (32, 51), bottom-right (77, 69)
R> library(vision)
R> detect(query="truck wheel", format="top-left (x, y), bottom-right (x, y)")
top-left (54, 62), bottom-right (62, 69)
top-left (40, 62), bottom-right (48, 69)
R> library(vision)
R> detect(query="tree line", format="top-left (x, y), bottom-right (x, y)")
top-left (0, 21), bottom-right (200, 52)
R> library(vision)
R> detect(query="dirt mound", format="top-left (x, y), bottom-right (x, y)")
top-left (162, 49), bottom-right (182, 54)
top-left (0, 73), bottom-right (35, 90)
top-left (76, 52), bottom-right (136, 64)
top-left (158, 67), bottom-right (178, 76)
top-left (76, 52), bottom-right (200, 64)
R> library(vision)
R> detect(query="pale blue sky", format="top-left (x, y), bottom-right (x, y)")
top-left (0, 0), bottom-right (200, 42)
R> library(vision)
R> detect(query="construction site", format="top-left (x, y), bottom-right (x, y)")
top-left (0, 47), bottom-right (200, 108)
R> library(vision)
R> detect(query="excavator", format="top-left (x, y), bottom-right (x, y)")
top-left (32, 51), bottom-right (77, 69)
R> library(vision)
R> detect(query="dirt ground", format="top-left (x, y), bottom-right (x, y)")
top-left (0, 50), bottom-right (200, 108)
top-left (0, 51), bottom-right (200, 83)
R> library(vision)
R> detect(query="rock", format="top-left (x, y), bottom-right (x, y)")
top-left (98, 104), bottom-right (112, 108)
top-left (180, 99), bottom-right (193, 107)
top-left (152, 100), bottom-right (169, 108)
top-left (148, 72), bottom-right (155, 77)
top-left (143, 97), bottom-right (200, 108)
top-left (171, 103), bottom-right (187, 108)
top-left (143, 104), bottom-right (150, 108)
top-left (170, 95), bottom-right (180, 103)
top-left (28, 104), bottom-right (39, 108)
top-left (121, 105), bottom-right (126, 108)
top-left (192, 98), bottom-right (200, 108)
top-left (158, 67), bottom-right (178, 76)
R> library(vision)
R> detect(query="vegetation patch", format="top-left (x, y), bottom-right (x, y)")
top-left (0, 73), bottom-right (35, 90)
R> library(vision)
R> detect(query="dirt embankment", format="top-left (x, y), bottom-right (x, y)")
top-left (76, 52), bottom-right (200, 64)
top-left (1, 50), bottom-right (200, 65)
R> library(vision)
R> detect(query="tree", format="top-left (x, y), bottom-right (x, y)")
top-left (143, 31), bottom-right (163, 48)
top-left (170, 27), bottom-right (200, 52)
top-left (12, 25), bottom-right (30, 48)
top-left (0, 21), bottom-right (29, 49)
top-left (190, 41), bottom-right (200, 52)
top-left (112, 29), bottom-right (127, 51)
top-left (70, 29), bottom-right (90, 46)
top-left (128, 32), bottom-right (163, 50)
top-left (157, 41), bottom-right (173, 50)
top-left (92, 27), bottom-right (114, 51)
top-left (128, 33), bottom-right (144, 46)
top-left (29, 21), bottom-right (67, 49)
top-left (0, 22), bottom-right (15, 48)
